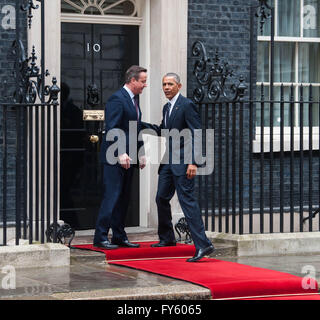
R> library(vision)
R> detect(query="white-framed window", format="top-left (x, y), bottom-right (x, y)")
top-left (256, 0), bottom-right (320, 129)
top-left (61, 0), bottom-right (138, 16)
top-left (60, 0), bottom-right (142, 26)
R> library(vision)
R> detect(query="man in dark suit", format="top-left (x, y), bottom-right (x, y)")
top-left (93, 65), bottom-right (147, 250)
top-left (141, 73), bottom-right (214, 262)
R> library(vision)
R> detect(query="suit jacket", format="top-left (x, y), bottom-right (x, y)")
top-left (100, 87), bottom-right (144, 165)
top-left (141, 94), bottom-right (202, 176)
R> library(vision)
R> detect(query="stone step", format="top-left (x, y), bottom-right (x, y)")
top-left (49, 285), bottom-right (212, 300)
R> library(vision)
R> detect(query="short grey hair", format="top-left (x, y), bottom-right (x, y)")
top-left (125, 65), bottom-right (147, 84)
top-left (163, 72), bottom-right (181, 84)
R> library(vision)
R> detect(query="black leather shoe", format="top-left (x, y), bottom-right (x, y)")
top-left (186, 245), bottom-right (214, 262)
top-left (151, 241), bottom-right (176, 248)
top-left (93, 240), bottom-right (118, 250)
top-left (112, 240), bottom-right (140, 248)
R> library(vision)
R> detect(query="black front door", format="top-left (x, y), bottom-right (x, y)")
top-left (60, 23), bottom-right (140, 230)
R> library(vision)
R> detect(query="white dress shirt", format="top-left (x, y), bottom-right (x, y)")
top-left (168, 92), bottom-right (180, 116)
top-left (164, 92), bottom-right (180, 126)
top-left (123, 85), bottom-right (135, 104)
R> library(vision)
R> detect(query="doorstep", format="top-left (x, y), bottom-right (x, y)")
top-left (207, 231), bottom-right (320, 256)
top-left (0, 243), bottom-right (70, 269)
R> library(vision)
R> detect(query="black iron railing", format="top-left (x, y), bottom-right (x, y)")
top-left (190, 0), bottom-right (320, 235)
top-left (195, 95), bottom-right (320, 235)
top-left (0, 0), bottom-right (60, 246)
top-left (192, 39), bottom-right (320, 234)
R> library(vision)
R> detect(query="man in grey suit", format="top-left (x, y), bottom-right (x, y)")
top-left (141, 73), bottom-right (214, 262)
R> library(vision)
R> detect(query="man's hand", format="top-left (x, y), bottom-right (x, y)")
top-left (186, 164), bottom-right (197, 179)
top-left (119, 153), bottom-right (132, 170)
top-left (139, 155), bottom-right (147, 169)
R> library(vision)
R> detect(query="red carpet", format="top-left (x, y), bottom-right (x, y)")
top-left (73, 241), bottom-right (195, 261)
top-left (73, 242), bottom-right (320, 300)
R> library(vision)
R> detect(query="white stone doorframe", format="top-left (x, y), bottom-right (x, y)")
top-left (28, 0), bottom-right (188, 230)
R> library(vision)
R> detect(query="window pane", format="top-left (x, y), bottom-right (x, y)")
top-left (274, 42), bottom-right (295, 82)
top-left (256, 85), bottom-right (270, 127)
top-left (272, 86), bottom-right (291, 127)
top-left (257, 42), bottom-right (269, 82)
top-left (256, 85), bottom-right (293, 127)
top-left (303, 0), bottom-right (320, 37)
top-left (278, 0), bottom-right (300, 37)
top-left (61, 0), bottom-right (136, 15)
top-left (302, 86), bottom-right (320, 126)
top-left (299, 43), bottom-right (320, 83)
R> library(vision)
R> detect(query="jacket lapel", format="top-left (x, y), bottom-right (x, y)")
top-left (120, 88), bottom-right (142, 121)
top-left (167, 94), bottom-right (182, 128)
top-left (120, 88), bottom-right (135, 110)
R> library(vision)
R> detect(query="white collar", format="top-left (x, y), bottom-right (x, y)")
top-left (123, 85), bottom-right (135, 100)
top-left (168, 92), bottom-right (180, 107)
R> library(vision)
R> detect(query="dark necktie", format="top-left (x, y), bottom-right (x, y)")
top-left (165, 102), bottom-right (171, 128)
top-left (133, 95), bottom-right (139, 121)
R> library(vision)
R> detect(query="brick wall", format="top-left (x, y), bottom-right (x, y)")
top-left (187, 0), bottom-right (253, 99)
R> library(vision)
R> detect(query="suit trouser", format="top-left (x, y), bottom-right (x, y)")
top-left (156, 164), bottom-right (212, 250)
top-left (94, 164), bottom-right (134, 244)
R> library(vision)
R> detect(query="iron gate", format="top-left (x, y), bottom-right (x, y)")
top-left (193, 0), bottom-right (320, 234)
top-left (0, 0), bottom-right (60, 245)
